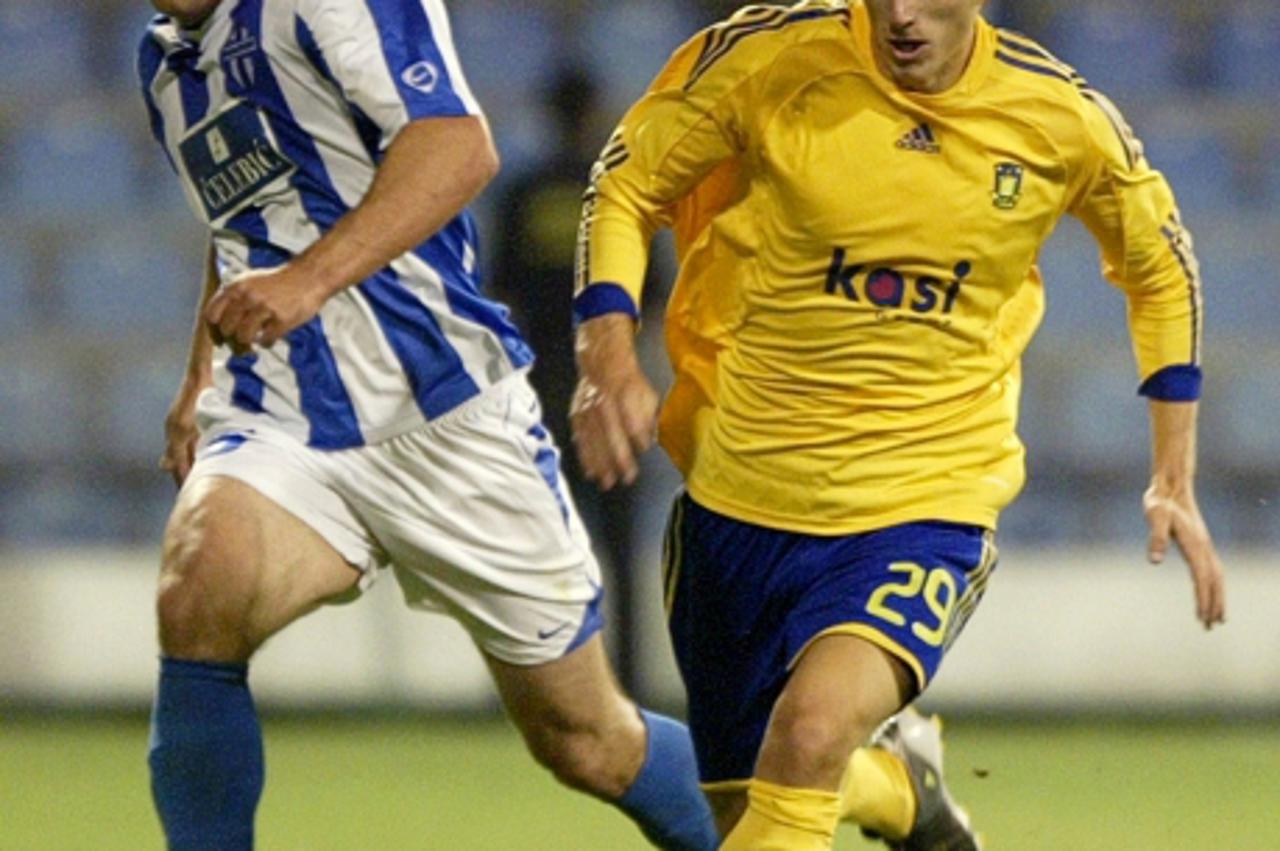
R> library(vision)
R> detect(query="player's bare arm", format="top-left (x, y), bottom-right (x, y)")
top-left (160, 241), bottom-right (219, 487)
top-left (571, 313), bottom-right (658, 490)
top-left (1144, 399), bottom-right (1226, 629)
top-left (205, 115), bottom-right (499, 349)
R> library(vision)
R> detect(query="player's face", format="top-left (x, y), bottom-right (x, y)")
top-left (864, 0), bottom-right (985, 93)
top-left (151, 0), bottom-right (221, 27)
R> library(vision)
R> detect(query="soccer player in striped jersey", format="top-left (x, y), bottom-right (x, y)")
top-left (572, 1), bottom-right (1227, 849)
top-left (138, 1), bottom-right (717, 849)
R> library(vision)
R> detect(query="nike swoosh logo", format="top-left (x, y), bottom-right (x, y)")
top-left (537, 623), bottom-right (572, 641)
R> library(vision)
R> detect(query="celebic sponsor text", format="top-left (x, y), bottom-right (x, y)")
top-left (179, 101), bottom-right (295, 222)
top-left (198, 136), bottom-right (290, 214)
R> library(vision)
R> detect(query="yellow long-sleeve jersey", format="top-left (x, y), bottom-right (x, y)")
top-left (576, 0), bottom-right (1202, 535)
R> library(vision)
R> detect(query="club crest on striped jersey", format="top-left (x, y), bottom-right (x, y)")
top-left (178, 100), bottom-right (296, 223)
top-left (222, 24), bottom-right (258, 89)
top-left (992, 161), bottom-right (1024, 209)
top-left (895, 122), bottom-right (941, 154)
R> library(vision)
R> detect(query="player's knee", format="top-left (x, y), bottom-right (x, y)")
top-left (525, 716), bottom-right (643, 799)
top-left (767, 708), bottom-right (861, 781)
top-left (155, 524), bottom-right (253, 662)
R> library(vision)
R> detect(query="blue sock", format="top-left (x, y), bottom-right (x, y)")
top-left (616, 710), bottom-right (719, 851)
top-left (148, 657), bottom-right (264, 851)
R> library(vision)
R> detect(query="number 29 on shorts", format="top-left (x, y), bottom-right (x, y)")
top-left (865, 561), bottom-right (958, 648)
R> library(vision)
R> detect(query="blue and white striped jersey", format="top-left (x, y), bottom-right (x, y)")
top-left (138, 0), bottom-right (533, 449)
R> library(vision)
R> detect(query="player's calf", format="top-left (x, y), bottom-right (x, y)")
top-left (489, 637), bottom-right (718, 850)
top-left (518, 694), bottom-right (646, 799)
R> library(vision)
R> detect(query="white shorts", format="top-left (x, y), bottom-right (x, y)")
top-left (184, 372), bottom-right (603, 666)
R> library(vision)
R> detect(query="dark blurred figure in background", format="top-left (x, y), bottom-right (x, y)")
top-left (1170, 6), bottom-right (1223, 90)
top-left (493, 67), bottom-right (603, 457)
top-left (491, 67), bottom-right (664, 686)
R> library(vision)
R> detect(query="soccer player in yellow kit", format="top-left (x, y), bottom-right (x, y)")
top-left (571, 1), bottom-right (1227, 849)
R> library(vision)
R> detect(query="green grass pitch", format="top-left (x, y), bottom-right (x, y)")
top-left (2, 713), bottom-right (1277, 849)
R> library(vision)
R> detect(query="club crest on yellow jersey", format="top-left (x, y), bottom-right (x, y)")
top-left (992, 162), bottom-right (1024, 209)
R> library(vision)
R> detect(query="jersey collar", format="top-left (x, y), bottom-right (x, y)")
top-left (150, 5), bottom-right (230, 76)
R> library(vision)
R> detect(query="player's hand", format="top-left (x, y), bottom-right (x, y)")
top-left (204, 265), bottom-right (327, 352)
top-left (1143, 481), bottom-right (1226, 630)
top-left (570, 314), bottom-right (658, 490)
top-left (159, 374), bottom-right (211, 487)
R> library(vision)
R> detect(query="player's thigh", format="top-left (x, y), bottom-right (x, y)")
top-left (485, 634), bottom-right (645, 796)
top-left (160, 474), bottom-right (358, 651)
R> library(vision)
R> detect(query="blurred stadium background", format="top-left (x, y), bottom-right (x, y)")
top-left (1, 0), bottom-right (1277, 848)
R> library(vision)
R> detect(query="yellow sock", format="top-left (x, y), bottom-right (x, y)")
top-left (838, 746), bottom-right (917, 840)
top-left (719, 778), bottom-right (841, 851)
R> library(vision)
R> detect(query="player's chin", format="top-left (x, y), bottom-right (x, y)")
top-left (888, 63), bottom-right (935, 92)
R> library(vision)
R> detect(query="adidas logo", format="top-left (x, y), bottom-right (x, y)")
top-left (896, 122), bottom-right (941, 154)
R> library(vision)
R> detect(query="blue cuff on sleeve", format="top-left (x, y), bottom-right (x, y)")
top-left (1138, 364), bottom-right (1203, 401)
top-left (572, 283), bottom-right (639, 327)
